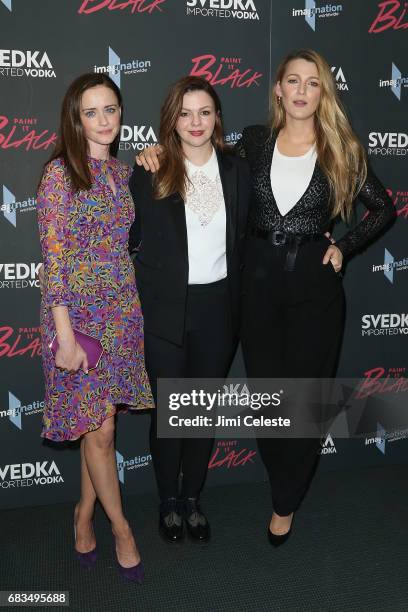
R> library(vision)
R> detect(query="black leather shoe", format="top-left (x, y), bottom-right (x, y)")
top-left (159, 498), bottom-right (183, 543)
top-left (267, 526), bottom-right (292, 546)
top-left (182, 498), bottom-right (210, 542)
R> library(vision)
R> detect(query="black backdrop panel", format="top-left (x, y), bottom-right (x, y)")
top-left (0, 0), bottom-right (406, 509)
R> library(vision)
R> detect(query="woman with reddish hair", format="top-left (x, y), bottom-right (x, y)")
top-left (129, 76), bottom-right (251, 543)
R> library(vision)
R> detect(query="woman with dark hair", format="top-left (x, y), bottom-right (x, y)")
top-left (37, 73), bottom-right (152, 582)
top-left (129, 76), bottom-right (251, 542)
top-left (137, 50), bottom-right (395, 546)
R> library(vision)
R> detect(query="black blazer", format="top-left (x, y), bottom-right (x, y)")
top-left (128, 150), bottom-right (251, 346)
top-left (236, 125), bottom-right (396, 258)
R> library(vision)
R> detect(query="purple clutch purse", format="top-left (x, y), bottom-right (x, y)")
top-left (49, 329), bottom-right (104, 370)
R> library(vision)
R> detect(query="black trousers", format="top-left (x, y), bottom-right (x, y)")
top-left (241, 235), bottom-right (345, 516)
top-left (144, 278), bottom-right (236, 501)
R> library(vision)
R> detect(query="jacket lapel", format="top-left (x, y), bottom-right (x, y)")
top-left (217, 150), bottom-right (238, 255)
top-left (264, 129), bottom-right (277, 207)
top-left (168, 193), bottom-right (188, 258)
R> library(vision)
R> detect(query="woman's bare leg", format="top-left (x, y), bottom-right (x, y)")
top-left (74, 437), bottom-right (97, 553)
top-left (82, 416), bottom-right (140, 568)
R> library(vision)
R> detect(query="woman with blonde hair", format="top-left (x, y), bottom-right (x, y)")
top-left (137, 49), bottom-right (395, 546)
top-left (236, 48), bottom-right (395, 544)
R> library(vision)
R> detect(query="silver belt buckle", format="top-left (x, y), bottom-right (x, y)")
top-left (271, 230), bottom-right (286, 246)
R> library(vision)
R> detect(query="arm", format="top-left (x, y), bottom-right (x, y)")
top-left (138, 126), bottom-right (265, 169)
top-left (335, 167), bottom-right (396, 259)
top-left (37, 160), bottom-right (71, 308)
top-left (37, 161), bottom-right (87, 372)
top-left (234, 133), bottom-right (247, 159)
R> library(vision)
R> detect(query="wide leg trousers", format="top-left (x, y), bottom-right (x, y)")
top-left (241, 235), bottom-right (345, 515)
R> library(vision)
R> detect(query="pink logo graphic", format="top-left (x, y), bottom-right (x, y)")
top-left (356, 367), bottom-right (408, 399)
top-left (190, 54), bottom-right (263, 88)
top-left (0, 116), bottom-right (56, 151)
top-left (208, 440), bottom-right (257, 469)
top-left (78, 0), bottom-right (166, 14)
top-left (0, 326), bottom-right (42, 359)
top-left (368, 0), bottom-right (408, 33)
top-left (388, 188), bottom-right (408, 218)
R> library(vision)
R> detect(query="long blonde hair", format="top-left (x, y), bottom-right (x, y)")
top-left (271, 49), bottom-right (367, 221)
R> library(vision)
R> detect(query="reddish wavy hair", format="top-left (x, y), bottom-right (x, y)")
top-left (154, 76), bottom-right (227, 200)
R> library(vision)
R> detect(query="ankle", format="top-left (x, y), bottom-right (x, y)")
top-left (112, 519), bottom-right (131, 538)
top-left (181, 497), bottom-right (201, 517)
top-left (272, 511), bottom-right (293, 519)
top-left (159, 497), bottom-right (180, 517)
top-left (74, 502), bottom-right (94, 524)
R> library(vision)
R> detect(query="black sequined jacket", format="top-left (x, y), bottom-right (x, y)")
top-left (235, 125), bottom-right (396, 258)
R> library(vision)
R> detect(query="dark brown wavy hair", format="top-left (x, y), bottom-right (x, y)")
top-left (47, 73), bottom-right (122, 191)
top-left (154, 76), bottom-right (227, 200)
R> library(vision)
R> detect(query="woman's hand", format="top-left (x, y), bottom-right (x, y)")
top-left (135, 145), bottom-right (164, 172)
top-left (55, 338), bottom-right (89, 374)
top-left (322, 245), bottom-right (343, 273)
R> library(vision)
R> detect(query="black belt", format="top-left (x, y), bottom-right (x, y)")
top-left (251, 228), bottom-right (323, 272)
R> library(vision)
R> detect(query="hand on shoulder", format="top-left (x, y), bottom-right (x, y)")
top-left (135, 145), bottom-right (164, 173)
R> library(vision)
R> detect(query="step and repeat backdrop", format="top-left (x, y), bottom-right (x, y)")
top-left (0, 0), bottom-right (406, 509)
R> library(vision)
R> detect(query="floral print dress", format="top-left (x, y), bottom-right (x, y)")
top-left (37, 156), bottom-right (153, 442)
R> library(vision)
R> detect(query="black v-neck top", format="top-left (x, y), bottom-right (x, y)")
top-left (235, 125), bottom-right (395, 258)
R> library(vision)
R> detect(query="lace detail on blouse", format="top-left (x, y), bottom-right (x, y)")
top-left (185, 171), bottom-right (224, 227)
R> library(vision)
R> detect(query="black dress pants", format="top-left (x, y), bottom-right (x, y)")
top-left (241, 235), bottom-right (345, 516)
top-left (144, 278), bottom-right (236, 501)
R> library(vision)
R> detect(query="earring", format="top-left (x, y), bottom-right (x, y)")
top-left (277, 96), bottom-right (282, 104)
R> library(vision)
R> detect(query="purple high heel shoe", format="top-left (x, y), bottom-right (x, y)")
top-left (76, 547), bottom-right (98, 569)
top-left (116, 559), bottom-right (144, 583)
top-left (74, 525), bottom-right (97, 569)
